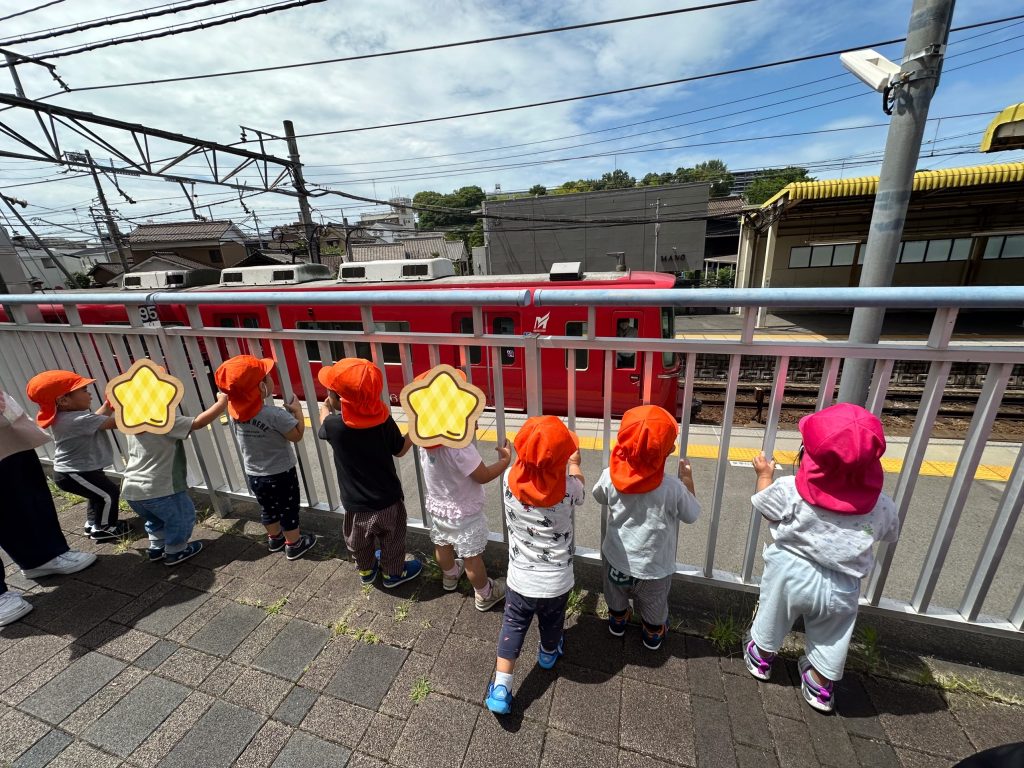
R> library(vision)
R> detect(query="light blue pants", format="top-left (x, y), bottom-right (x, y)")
top-left (750, 544), bottom-right (860, 681)
top-left (128, 491), bottom-right (196, 555)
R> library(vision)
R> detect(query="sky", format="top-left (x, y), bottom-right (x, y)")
top-left (1, 0), bottom-right (1023, 242)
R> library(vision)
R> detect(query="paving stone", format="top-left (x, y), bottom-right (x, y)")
top-left (947, 692), bottom-right (1024, 752)
top-left (549, 663), bottom-right (621, 744)
top-left (617, 751), bottom-right (686, 768)
top-left (0, 633), bottom-right (71, 696)
top-left (893, 747), bottom-right (956, 768)
top-left (223, 668), bottom-right (293, 715)
top-left (691, 696), bottom-right (737, 768)
top-left (83, 674), bottom-right (190, 756)
top-left (186, 601), bottom-right (266, 656)
top-left (163, 595), bottom-right (232, 645)
top-left (325, 641), bottom-right (408, 709)
top-left (356, 713), bottom-right (404, 762)
top-left (20, 652), bottom-right (125, 724)
top-left (47, 740), bottom-right (121, 768)
top-left (60, 665), bottom-right (148, 735)
top-left (850, 736), bottom-right (900, 768)
top-left (235, 720), bottom-right (291, 768)
top-left (390, 694), bottom-right (478, 768)
top-left (299, 694), bottom-right (374, 749)
top-left (806, 697), bottom-right (860, 768)
top-left (431, 632), bottom-right (495, 703)
top-left (198, 659), bottom-right (245, 696)
top-left (463, 712), bottom-right (545, 768)
top-left (685, 636), bottom-right (726, 701)
top-left (836, 673), bottom-right (886, 740)
top-left (273, 686), bottom-right (318, 726)
top-left (107, 582), bottom-right (176, 626)
top-left (78, 622), bottom-right (159, 662)
top-left (734, 744), bottom-right (779, 768)
top-left (132, 586), bottom-right (210, 637)
top-left (22, 579), bottom-right (129, 636)
top-left (271, 729), bottom-right (351, 768)
top-left (11, 729), bottom-right (73, 768)
top-left (298, 636), bottom-right (355, 693)
top-left (154, 647), bottom-right (221, 687)
top-left (620, 630), bottom-right (688, 692)
top-left (294, 596), bottom-right (341, 626)
top-left (865, 677), bottom-right (973, 760)
top-left (368, 608), bottom-right (427, 649)
top-left (621, 678), bottom-right (695, 766)
top-left (0, 709), bottom-right (52, 764)
top-left (450, 595), bottom-right (505, 642)
top-left (347, 753), bottom-right (386, 768)
top-left (540, 730), bottom-right (618, 768)
top-left (134, 640), bottom-right (180, 670)
top-left (0, 644), bottom-right (84, 707)
top-left (159, 700), bottom-right (265, 768)
top-left (724, 673), bottom-right (770, 749)
top-left (766, 714), bottom-right (818, 768)
top-left (230, 614), bottom-right (289, 666)
top-left (129, 690), bottom-right (214, 768)
top-left (757, 661), bottom-right (805, 721)
top-left (560, 614), bottom-right (623, 674)
top-left (378, 650), bottom-right (434, 720)
top-left (252, 619), bottom-right (329, 681)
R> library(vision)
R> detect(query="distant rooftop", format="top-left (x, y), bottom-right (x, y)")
top-left (127, 220), bottom-right (243, 244)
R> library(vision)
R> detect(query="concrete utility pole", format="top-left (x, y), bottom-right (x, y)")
top-left (0, 194), bottom-right (77, 285)
top-left (283, 120), bottom-right (319, 264)
top-left (652, 198), bottom-right (661, 272)
top-left (837, 0), bottom-right (954, 405)
top-left (85, 150), bottom-right (131, 274)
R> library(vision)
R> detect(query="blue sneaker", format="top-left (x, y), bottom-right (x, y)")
top-left (359, 549), bottom-right (382, 585)
top-left (147, 547), bottom-right (165, 562)
top-left (537, 636), bottom-right (564, 670)
top-left (382, 558), bottom-right (423, 589)
top-left (165, 541), bottom-right (203, 566)
top-left (485, 682), bottom-right (512, 715)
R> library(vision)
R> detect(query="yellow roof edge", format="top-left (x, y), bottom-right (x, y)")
top-left (980, 102), bottom-right (1024, 152)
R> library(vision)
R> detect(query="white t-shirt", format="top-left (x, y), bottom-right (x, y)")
top-left (419, 444), bottom-right (485, 520)
top-left (593, 468), bottom-right (701, 580)
top-left (752, 475), bottom-right (899, 579)
top-left (502, 468), bottom-right (585, 598)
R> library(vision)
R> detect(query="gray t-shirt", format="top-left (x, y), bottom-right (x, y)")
top-left (229, 404), bottom-right (298, 477)
top-left (593, 468), bottom-right (702, 580)
top-left (121, 417), bottom-right (195, 501)
top-left (51, 410), bottom-right (113, 473)
top-left (752, 475), bottom-right (899, 579)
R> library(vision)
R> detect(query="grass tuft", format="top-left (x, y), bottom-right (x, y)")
top-left (394, 600), bottom-right (412, 623)
top-left (850, 625), bottom-right (884, 673)
top-left (707, 612), bottom-right (743, 653)
top-left (113, 531), bottom-right (145, 554)
top-left (565, 588), bottom-right (585, 617)
top-left (265, 598), bottom-right (288, 615)
top-left (409, 677), bottom-right (431, 703)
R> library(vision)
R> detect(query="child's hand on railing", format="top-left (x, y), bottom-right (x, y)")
top-left (752, 452), bottom-right (776, 479)
top-left (678, 457), bottom-right (695, 495)
top-left (496, 438), bottom-right (512, 467)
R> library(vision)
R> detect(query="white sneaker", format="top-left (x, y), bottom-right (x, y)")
top-left (443, 559), bottom-right (465, 591)
top-left (21, 550), bottom-right (97, 579)
top-left (0, 591), bottom-right (32, 626)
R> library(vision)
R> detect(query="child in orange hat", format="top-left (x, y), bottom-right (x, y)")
top-left (316, 358), bottom-right (421, 588)
top-left (485, 415), bottom-right (584, 716)
top-left (26, 369), bottom-right (128, 541)
top-left (592, 405), bottom-right (701, 650)
top-left (215, 355), bottom-right (316, 560)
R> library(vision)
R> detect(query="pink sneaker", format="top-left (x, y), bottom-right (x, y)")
top-left (743, 637), bottom-right (774, 681)
top-left (798, 656), bottom-right (834, 713)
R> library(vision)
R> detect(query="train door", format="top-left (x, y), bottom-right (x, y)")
top-left (454, 312), bottom-right (525, 411)
top-left (610, 310), bottom-right (645, 411)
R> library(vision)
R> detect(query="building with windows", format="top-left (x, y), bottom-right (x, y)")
top-left (126, 221), bottom-right (248, 269)
top-left (736, 162), bottom-right (1024, 302)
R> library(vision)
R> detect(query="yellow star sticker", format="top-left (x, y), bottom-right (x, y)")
top-left (105, 359), bottom-right (185, 435)
top-left (400, 364), bottom-right (486, 449)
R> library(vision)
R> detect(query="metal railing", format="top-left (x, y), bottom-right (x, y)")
top-left (1, 285), bottom-right (1022, 639)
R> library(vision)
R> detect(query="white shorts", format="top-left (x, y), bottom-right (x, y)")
top-left (751, 544), bottom-right (861, 681)
top-left (429, 513), bottom-right (490, 558)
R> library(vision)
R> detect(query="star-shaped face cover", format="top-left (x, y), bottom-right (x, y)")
top-left (399, 364), bottom-right (486, 449)
top-left (105, 359), bottom-right (185, 435)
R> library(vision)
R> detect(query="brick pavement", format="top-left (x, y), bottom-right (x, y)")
top-left (1, 496), bottom-right (1022, 768)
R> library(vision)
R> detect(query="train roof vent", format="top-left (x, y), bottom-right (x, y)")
top-left (549, 261), bottom-right (583, 281)
top-left (219, 263), bottom-right (333, 286)
top-left (121, 269), bottom-right (219, 290)
top-left (336, 257), bottom-right (454, 283)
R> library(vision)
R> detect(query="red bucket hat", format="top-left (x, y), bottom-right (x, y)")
top-left (214, 355), bottom-right (275, 421)
top-left (610, 405), bottom-right (678, 494)
top-left (795, 403), bottom-right (886, 515)
top-left (318, 358), bottom-right (389, 429)
top-left (507, 416), bottom-right (579, 507)
top-left (26, 370), bottom-right (95, 428)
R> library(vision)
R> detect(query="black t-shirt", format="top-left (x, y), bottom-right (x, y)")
top-left (317, 413), bottom-right (405, 513)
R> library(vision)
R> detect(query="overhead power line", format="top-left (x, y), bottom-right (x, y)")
top-left (48, 0), bottom-right (758, 92)
top-left (0, 0), bottom-right (242, 46)
top-left (0, 0), bottom-right (66, 24)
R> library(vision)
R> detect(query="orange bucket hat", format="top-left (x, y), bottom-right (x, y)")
top-left (507, 416), bottom-right (579, 507)
top-left (214, 355), bottom-right (275, 421)
top-left (26, 370), bottom-right (95, 428)
top-left (317, 358), bottom-right (389, 429)
top-left (610, 405), bottom-right (678, 493)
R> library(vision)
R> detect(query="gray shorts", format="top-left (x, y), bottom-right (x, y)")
top-left (603, 564), bottom-right (672, 626)
top-left (429, 513), bottom-right (490, 558)
top-left (751, 544), bottom-right (861, 681)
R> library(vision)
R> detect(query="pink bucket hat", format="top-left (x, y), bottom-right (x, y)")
top-left (795, 403), bottom-right (886, 516)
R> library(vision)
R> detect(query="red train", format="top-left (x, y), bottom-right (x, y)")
top-left (1, 259), bottom-right (682, 417)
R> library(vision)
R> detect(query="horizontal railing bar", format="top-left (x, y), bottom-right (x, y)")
top-left (534, 285), bottom-right (1024, 308)
top-left (0, 289), bottom-right (533, 307)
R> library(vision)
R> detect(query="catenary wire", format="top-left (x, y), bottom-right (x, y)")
top-left (0, 0), bottom-right (66, 24)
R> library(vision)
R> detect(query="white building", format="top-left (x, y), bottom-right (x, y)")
top-left (357, 197), bottom-right (416, 243)
top-left (10, 235), bottom-right (108, 290)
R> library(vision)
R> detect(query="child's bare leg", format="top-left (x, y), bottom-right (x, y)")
top-left (809, 666), bottom-right (831, 687)
top-left (265, 523), bottom-right (282, 537)
top-left (282, 527), bottom-right (301, 541)
top-left (496, 656), bottom-right (515, 675)
top-left (434, 544), bottom-right (457, 572)
top-left (463, 555), bottom-right (489, 591)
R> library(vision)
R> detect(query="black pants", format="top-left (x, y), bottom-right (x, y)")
top-left (0, 450), bottom-right (71, 592)
top-left (248, 468), bottom-right (300, 532)
top-left (52, 468), bottom-right (120, 528)
top-left (496, 587), bottom-right (569, 660)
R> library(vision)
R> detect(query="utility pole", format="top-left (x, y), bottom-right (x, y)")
top-left (1, 193), bottom-right (77, 285)
top-left (252, 212), bottom-right (264, 249)
top-left (837, 0), bottom-right (954, 405)
top-left (85, 150), bottom-right (131, 273)
top-left (283, 120), bottom-right (319, 264)
top-left (87, 207), bottom-right (111, 259)
top-left (652, 198), bottom-right (661, 272)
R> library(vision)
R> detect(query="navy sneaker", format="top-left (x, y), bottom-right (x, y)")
top-left (537, 636), bottom-right (564, 670)
top-left (90, 520), bottom-right (132, 541)
top-left (642, 622), bottom-right (667, 651)
top-left (165, 541), bottom-right (203, 566)
top-left (608, 608), bottom-right (632, 637)
top-left (359, 549), bottom-right (382, 585)
top-left (268, 534), bottom-right (286, 553)
top-left (285, 533), bottom-right (317, 561)
top-left (382, 558), bottom-right (423, 589)
top-left (147, 547), bottom-right (165, 562)
top-left (485, 682), bottom-right (513, 715)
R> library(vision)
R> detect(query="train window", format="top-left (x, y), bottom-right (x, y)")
top-left (661, 308), bottom-right (675, 368)
top-left (615, 318), bottom-right (638, 369)
top-left (402, 264), bottom-right (429, 277)
top-left (341, 266), bottom-right (365, 279)
top-left (374, 321), bottom-right (409, 364)
top-left (297, 321), bottom-right (372, 363)
top-left (458, 317), bottom-right (483, 364)
top-left (493, 317), bottom-right (516, 366)
top-left (219, 317), bottom-right (237, 327)
top-left (564, 322), bottom-right (588, 371)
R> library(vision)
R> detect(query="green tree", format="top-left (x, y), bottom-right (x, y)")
top-left (641, 172), bottom-right (674, 186)
top-left (68, 271), bottom-right (92, 288)
top-left (593, 169), bottom-right (636, 190)
top-left (743, 167), bottom-right (814, 205)
top-left (528, 184), bottom-right (547, 196)
top-left (412, 186), bottom-right (484, 229)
